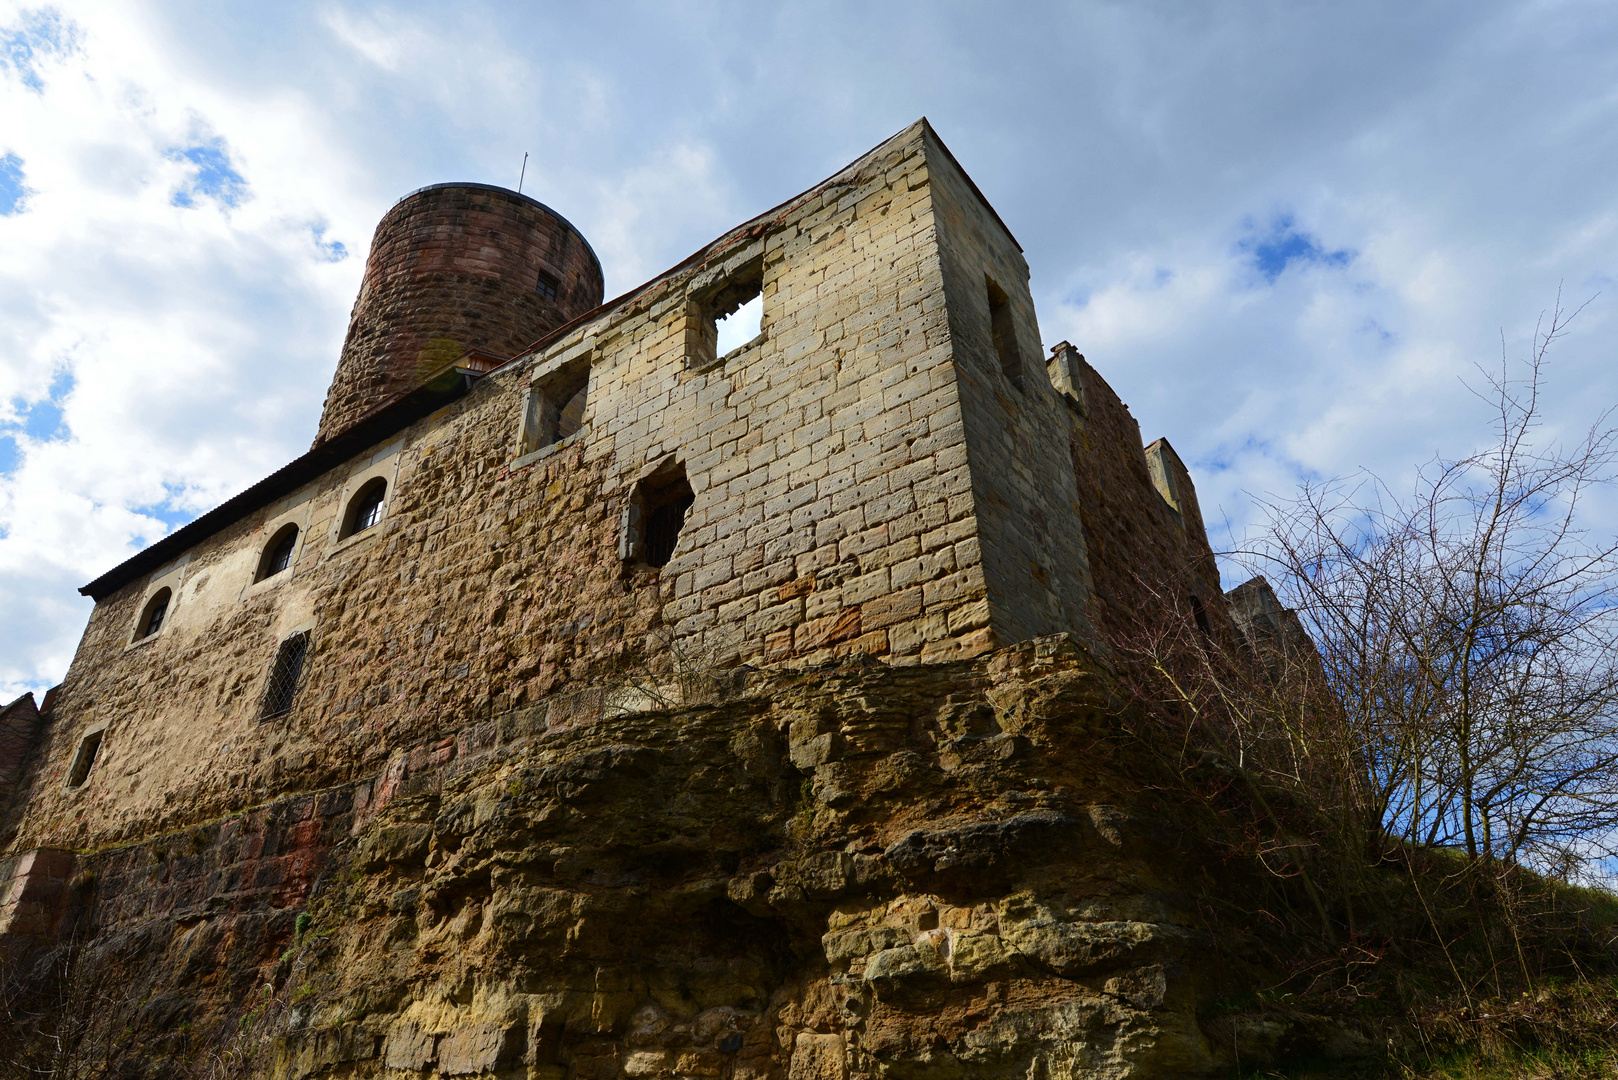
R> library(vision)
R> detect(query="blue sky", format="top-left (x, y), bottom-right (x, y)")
top-left (1, 1), bottom-right (1617, 700)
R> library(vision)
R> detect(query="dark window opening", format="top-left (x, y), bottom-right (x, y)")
top-left (341, 478), bottom-right (387, 539)
top-left (256, 524), bottom-right (299, 582)
top-left (986, 275), bottom-right (1023, 389)
top-left (258, 632), bottom-right (310, 720)
top-left (621, 465), bottom-right (694, 569)
top-left (67, 729), bottom-right (103, 788)
top-left (136, 588), bottom-right (171, 640)
top-left (535, 270), bottom-right (559, 302)
top-left (645, 487), bottom-right (695, 568)
top-left (1190, 594), bottom-right (1212, 638)
top-left (519, 368), bottom-right (589, 457)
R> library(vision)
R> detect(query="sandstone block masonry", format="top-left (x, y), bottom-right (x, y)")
top-left (0, 119), bottom-right (1223, 888)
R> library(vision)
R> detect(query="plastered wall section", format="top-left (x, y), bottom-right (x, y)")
top-left (0, 120), bottom-right (994, 854)
top-left (923, 132), bottom-right (1098, 649)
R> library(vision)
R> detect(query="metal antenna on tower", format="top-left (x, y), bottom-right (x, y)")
top-left (518, 152), bottom-right (528, 194)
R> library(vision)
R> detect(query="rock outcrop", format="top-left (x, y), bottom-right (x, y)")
top-left (3, 637), bottom-right (1307, 1079)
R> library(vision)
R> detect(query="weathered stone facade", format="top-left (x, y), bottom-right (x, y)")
top-left (0, 121), bottom-right (1271, 1077)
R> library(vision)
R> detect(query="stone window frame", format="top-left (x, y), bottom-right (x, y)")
top-left (256, 618), bottom-right (316, 723)
top-left (124, 559), bottom-right (187, 650)
top-left (514, 347), bottom-right (592, 469)
top-left (327, 443), bottom-right (403, 557)
top-left (243, 499), bottom-right (314, 598)
top-left (619, 455), bottom-right (695, 571)
top-left (63, 720), bottom-right (109, 792)
top-left (681, 243), bottom-right (766, 374)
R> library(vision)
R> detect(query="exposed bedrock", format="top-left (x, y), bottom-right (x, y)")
top-left (8, 639), bottom-right (1365, 1078)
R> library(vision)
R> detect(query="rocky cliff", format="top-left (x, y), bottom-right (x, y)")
top-left (3, 637), bottom-right (1356, 1079)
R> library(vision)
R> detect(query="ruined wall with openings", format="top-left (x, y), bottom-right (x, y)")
top-left (0, 121), bottom-right (1029, 857)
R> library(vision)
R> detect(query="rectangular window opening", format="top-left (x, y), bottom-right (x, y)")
top-left (986, 276), bottom-right (1024, 390)
top-left (535, 270), bottom-right (559, 302)
top-left (518, 366), bottom-right (589, 458)
top-left (259, 631), bottom-right (310, 721)
top-left (67, 730), bottom-right (103, 788)
top-left (685, 260), bottom-right (763, 372)
top-left (715, 294), bottom-right (763, 355)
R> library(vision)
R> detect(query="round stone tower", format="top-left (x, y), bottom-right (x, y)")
top-left (314, 182), bottom-right (604, 445)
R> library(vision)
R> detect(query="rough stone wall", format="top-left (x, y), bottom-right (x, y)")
top-left (6, 641), bottom-right (1314, 1080)
top-left (593, 121), bottom-right (995, 672)
top-left (1060, 348), bottom-right (1225, 646)
top-left (0, 692), bottom-right (39, 805)
top-left (316, 184), bottom-right (604, 445)
top-left (925, 136), bottom-right (1096, 651)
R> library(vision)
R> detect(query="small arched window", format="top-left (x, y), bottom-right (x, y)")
top-left (341, 478), bottom-right (387, 540)
top-left (135, 588), bottom-right (171, 641)
top-left (255, 524), bottom-right (299, 582)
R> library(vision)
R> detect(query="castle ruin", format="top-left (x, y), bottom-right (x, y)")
top-left (0, 120), bottom-right (1284, 1079)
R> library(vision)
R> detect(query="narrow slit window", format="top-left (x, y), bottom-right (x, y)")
top-left (986, 276), bottom-right (1023, 389)
top-left (341, 478), bottom-right (387, 539)
top-left (1190, 594), bottom-right (1212, 638)
top-left (67, 729), bottom-right (103, 789)
top-left (256, 524), bottom-right (299, 582)
top-left (259, 632), bottom-right (310, 720)
top-left (135, 588), bottom-right (171, 641)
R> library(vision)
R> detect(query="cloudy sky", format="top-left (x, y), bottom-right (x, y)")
top-left (2, 0), bottom-right (1616, 699)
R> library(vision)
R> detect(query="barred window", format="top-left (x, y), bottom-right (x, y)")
top-left (258, 632), bottom-right (310, 720)
top-left (535, 270), bottom-right (559, 301)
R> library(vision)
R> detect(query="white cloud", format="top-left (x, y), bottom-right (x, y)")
top-left (2, 0), bottom-right (1618, 702)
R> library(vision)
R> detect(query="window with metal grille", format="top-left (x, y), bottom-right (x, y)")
top-left (136, 588), bottom-right (170, 640)
top-left (341, 478), bottom-right (387, 539)
top-left (621, 466), bottom-right (694, 570)
top-left (258, 632), bottom-right (309, 720)
top-left (256, 524), bottom-right (299, 582)
top-left (535, 270), bottom-right (559, 301)
top-left (644, 489), bottom-right (694, 567)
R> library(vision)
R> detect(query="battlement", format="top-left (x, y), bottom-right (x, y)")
top-left (0, 120), bottom-right (1222, 857)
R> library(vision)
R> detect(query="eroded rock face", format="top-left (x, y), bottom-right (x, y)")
top-left (24, 639), bottom-right (1256, 1078)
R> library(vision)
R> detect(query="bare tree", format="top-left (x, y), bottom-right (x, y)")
top-left (1251, 297), bottom-right (1618, 881)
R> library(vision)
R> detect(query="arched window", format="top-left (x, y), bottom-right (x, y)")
top-left (135, 588), bottom-right (171, 641)
top-left (255, 524), bottom-right (299, 582)
top-left (341, 478), bottom-right (387, 540)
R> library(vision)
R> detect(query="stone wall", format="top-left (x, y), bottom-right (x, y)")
top-left (1058, 346), bottom-right (1225, 645)
top-left (0, 120), bottom-right (1050, 858)
top-left (4, 641), bottom-right (1328, 1080)
top-left (927, 141), bottom-right (1097, 650)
